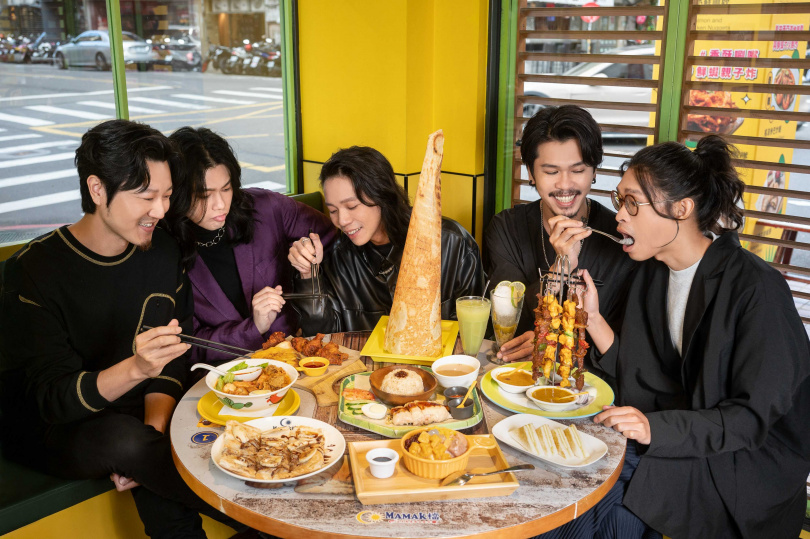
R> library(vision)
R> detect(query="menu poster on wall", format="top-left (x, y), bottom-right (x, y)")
top-left (689, 0), bottom-right (809, 262)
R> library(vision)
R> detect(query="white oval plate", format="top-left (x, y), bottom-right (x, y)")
top-left (210, 415), bottom-right (346, 483)
top-left (491, 413), bottom-right (608, 469)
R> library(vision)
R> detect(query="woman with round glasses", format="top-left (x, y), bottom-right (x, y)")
top-left (565, 135), bottom-right (810, 539)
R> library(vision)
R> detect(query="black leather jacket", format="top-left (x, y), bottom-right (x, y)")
top-left (290, 217), bottom-right (485, 335)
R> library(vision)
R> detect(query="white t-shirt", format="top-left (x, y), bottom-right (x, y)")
top-left (667, 259), bottom-right (701, 356)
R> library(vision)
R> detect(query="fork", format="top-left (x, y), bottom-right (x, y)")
top-left (584, 227), bottom-right (634, 245)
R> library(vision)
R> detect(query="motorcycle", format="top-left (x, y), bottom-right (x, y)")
top-left (29, 32), bottom-right (60, 64)
top-left (222, 42), bottom-right (251, 75)
top-left (203, 43), bottom-right (231, 73)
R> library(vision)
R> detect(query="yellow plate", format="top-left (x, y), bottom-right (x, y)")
top-left (360, 316), bottom-right (459, 365)
top-left (196, 389), bottom-right (300, 426)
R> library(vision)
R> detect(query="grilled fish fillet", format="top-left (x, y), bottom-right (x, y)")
top-left (390, 401), bottom-right (451, 426)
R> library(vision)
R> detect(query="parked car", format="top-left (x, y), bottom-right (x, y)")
top-left (148, 31), bottom-right (202, 71)
top-left (522, 45), bottom-right (655, 138)
top-left (55, 30), bottom-right (152, 70)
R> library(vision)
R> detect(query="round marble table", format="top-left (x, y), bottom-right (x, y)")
top-left (171, 334), bottom-right (627, 538)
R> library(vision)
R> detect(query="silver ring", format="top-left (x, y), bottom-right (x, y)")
top-left (301, 237), bottom-right (310, 244)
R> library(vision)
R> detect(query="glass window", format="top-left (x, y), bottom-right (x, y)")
top-left (125, 0), bottom-right (286, 193)
top-left (0, 0), bottom-right (116, 245)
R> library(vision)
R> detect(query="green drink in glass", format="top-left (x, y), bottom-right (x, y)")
top-left (456, 296), bottom-right (491, 356)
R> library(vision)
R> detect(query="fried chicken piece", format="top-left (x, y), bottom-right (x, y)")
top-left (262, 331), bottom-right (287, 349)
top-left (314, 341), bottom-right (347, 365)
top-left (303, 333), bottom-right (326, 357)
top-left (290, 337), bottom-right (309, 354)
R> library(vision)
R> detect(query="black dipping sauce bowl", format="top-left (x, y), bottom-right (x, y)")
top-left (443, 386), bottom-right (467, 400)
top-left (447, 397), bottom-right (475, 420)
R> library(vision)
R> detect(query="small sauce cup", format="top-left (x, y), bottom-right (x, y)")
top-left (447, 397), bottom-right (475, 419)
top-left (296, 357), bottom-right (329, 377)
top-left (366, 448), bottom-right (399, 478)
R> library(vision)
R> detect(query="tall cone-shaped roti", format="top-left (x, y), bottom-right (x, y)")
top-left (384, 130), bottom-right (444, 356)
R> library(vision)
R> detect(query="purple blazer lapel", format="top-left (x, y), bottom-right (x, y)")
top-left (234, 241), bottom-right (255, 306)
top-left (188, 257), bottom-right (243, 319)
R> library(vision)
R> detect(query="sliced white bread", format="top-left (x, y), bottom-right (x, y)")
top-left (535, 424), bottom-right (557, 457)
top-left (565, 424), bottom-right (587, 459)
top-left (551, 427), bottom-right (575, 460)
top-left (509, 424), bottom-right (542, 456)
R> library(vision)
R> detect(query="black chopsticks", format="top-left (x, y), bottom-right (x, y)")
top-left (141, 325), bottom-right (252, 358)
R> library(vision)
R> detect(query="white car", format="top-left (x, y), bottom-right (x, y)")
top-left (522, 45), bottom-right (655, 138)
top-left (55, 30), bottom-right (153, 70)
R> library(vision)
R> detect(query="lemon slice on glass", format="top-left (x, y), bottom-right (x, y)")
top-left (510, 281), bottom-right (526, 308)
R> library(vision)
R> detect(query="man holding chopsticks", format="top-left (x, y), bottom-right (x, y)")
top-left (0, 120), bottom-right (238, 538)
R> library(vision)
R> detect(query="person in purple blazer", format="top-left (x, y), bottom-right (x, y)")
top-left (163, 127), bottom-right (336, 365)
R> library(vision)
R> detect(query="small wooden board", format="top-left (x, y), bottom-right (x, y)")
top-left (294, 357), bottom-right (367, 407)
top-left (348, 435), bottom-right (519, 505)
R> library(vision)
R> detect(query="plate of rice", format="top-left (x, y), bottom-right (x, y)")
top-left (369, 365), bottom-right (437, 406)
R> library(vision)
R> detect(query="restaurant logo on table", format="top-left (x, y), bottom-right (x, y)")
top-left (356, 510), bottom-right (441, 524)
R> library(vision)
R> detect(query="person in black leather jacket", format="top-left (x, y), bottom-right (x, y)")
top-left (287, 146), bottom-right (485, 335)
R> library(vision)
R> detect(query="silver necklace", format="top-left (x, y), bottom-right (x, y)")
top-left (197, 226), bottom-right (225, 248)
top-left (540, 198), bottom-right (590, 269)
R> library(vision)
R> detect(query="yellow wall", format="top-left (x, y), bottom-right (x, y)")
top-left (297, 0), bottom-right (489, 242)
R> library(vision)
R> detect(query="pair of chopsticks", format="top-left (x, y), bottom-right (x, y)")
top-left (308, 227), bottom-right (321, 298)
top-left (141, 325), bottom-right (252, 359)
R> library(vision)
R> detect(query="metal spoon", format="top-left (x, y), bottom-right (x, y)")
top-left (190, 363), bottom-right (263, 381)
top-left (440, 464), bottom-right (535, 487)
top-left (584, 227), bottom-right (634, 245)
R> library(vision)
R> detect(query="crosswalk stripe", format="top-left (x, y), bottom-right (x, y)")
top-left (0, 134), bottom-right (42, 143)
top-left (0, 168), bottom-right (75, 189)
top-left (0, 112), bottom-right (54, 127)
top-left (173, 93), bottom-right (255, 105)
top-left (0, 85), bottom-right (174, 103)
top-left (0, 140), bottom-right (77, 155)
top-left (0, 189), bottom-right (80, 215)
top-left (0, 152), bottom-right (75, 169)
top-left (250, 88), bottom-right (283, 93)
top-left (0, 128), bottom-right (6, 132)
top-left (243, 181), bottom-right (286, 192)
top-left (129, 97), bottom-right (210, 110)
top-left (213, 90), bottom-right (282, 100)
top-left (26, 105), bottom-right (110, 121)
top-left (77, 101), bottom-right (166, 114)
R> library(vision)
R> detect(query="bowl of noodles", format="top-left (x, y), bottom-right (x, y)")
top-left (205, 358), bottom-right (298, 411)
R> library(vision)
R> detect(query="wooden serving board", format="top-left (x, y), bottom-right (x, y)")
top-left (294, 356), bottom-right (367, 407)
top-left (347, 435), bottom-right (519, 505)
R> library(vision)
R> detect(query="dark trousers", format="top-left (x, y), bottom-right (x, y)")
top-left (533, 442), bottom-right (662, 539)
top-left (31, 410), bottom-right (239, 539)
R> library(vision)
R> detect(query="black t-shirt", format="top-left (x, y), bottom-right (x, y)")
top-left (484, 199), bottom-right (636, 336)
top-left (0, 226), bottom-right (192, 439)
top-left (193, 224), bottom-right (248, 318)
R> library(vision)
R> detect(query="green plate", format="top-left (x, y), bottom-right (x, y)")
top-left (338, 368), bottom-right (482, 438)
top-left (480, 362), bottom-right (614, 419)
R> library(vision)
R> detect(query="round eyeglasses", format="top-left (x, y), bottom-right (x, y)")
top-left (610, 190), bottom-right (671, 216)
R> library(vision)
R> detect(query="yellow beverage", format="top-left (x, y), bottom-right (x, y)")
top-left (456, 296), bottom-right (491, 356)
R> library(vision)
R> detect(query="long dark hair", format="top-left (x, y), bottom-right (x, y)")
top-left (164, 127), bottom-right (255, 268)
top-left (319, 146), bottom-right (412, 247)
top-left (621, 135), bottom-right (745, 234)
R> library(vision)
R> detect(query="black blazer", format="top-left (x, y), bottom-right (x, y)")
top-left (595, 231), bottom-right (810, 539)
top-left (290, 217), bottom-right (484, 335)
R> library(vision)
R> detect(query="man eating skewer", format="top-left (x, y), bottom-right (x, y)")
top-left (484, 105), bottom-right (635, 372)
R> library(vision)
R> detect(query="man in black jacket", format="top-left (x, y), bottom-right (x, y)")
top-left (0, 120), bottom-right (229, 538)
top-left (484, 105), bottom-right (635, 364)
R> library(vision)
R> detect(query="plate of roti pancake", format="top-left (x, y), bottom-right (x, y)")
top-left (210, 417), bottom-right (345, 482)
